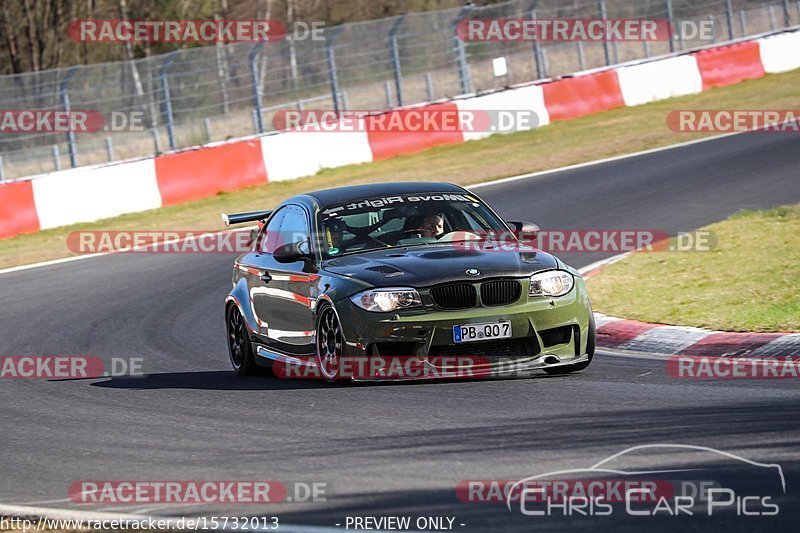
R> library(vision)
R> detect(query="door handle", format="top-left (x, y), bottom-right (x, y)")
top-left (259, 273), bottom-right (272, 283)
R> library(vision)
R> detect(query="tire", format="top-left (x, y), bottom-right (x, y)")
top-left (227, 305), bottom-right (258, 376)
top-left (316, 304), bottom-right (345, 383)
top-left (543, 316), bottom-right (595, 375)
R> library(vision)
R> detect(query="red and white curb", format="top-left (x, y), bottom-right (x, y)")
top-left (593, 313), bottom-right (800, 357)
top-left (579, 256), bottom-right (800, 358)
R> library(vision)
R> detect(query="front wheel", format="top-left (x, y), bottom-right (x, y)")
top-left (543, 316), bottom-right (595, 375)
top-left (227, 305), bottom-right (257, 376)
top-left (316, 305), bottom-right (345, 383)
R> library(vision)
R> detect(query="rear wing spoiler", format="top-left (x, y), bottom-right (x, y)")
top-left (221, 210), bottom-right (273, 227)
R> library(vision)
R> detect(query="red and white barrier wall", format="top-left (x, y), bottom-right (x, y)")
top-left (2, 29), bottom-right (799, 239)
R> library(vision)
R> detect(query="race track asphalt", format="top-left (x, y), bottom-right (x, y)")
top-left (1, 128), bottom-right (799, 531)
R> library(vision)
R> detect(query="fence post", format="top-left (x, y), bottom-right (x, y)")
top-left (577, 41), bottom-right (586, 70)
top-left (0, 156), bottom-right (5, 182)
top-left (530, 6), bottom-right (545, 79)
top-left (105, 137), bottom-right (114, 161)
top-left (739, 10), bottom-right (747, 36)
top-left (251, 110), bottom-right (260, 134)
top-left (709, 15), bottom-right (717, 43)
top-left (782, 0), bottom-right (791, 26)
top-left (52, 145), bottom-right (61, 171)
top-left (665, 0), bottom-right (675, 53)
top-left (160, 51), bottom-right (178, 150)
top-left (248, 43), bottom-right (266, 134)
top-left (384, 81), bottom-right (393, 108)
top-left (389, 15), bottom-right (406, 107)
top-left (768, 5), bottom-right (777, 30)
top-left (325, 26), bottom-right (344, 117)
top-left (59, 66), bottom-right (79, 168)
top-left (425, 72), bottom-right (434, 101)
top-left (452, 6), bottom-right (474, 94)
top-left (725, 0), bottom-right (735, 40)
top-left (151, 127), bottom-right (162, 154)
top-left (544, 47), bottom-right (551, 74)
top-left (598, 0), bottom-right (611, 65)
top-left (203, 117), bottom-right (212, 143)
top-left (214, 13), bottom-right (231, 115)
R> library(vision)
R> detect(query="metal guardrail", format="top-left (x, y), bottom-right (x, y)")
top-left (0, 0), bottom-right (796, 181)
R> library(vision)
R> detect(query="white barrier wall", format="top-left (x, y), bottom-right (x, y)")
top-left (758, 31), bottom-right (800, 73)
top-left (455, 85), bottom-right (550, 141)
top-left (31, 159), bottom-right (161, 230)
top-left (616, 55), bottom-right (704, 107)
top-left (260, 125), bottom-right (373, 182)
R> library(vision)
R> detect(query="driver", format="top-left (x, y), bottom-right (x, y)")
top-left (325, 218), bottom-right (346, 252)
top-left (420, 213), bottom-right (445, 239)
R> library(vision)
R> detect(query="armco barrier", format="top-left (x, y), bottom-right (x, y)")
top-left (260, 125), bottom-right (373, 182)
top-left (542, 70), bottom-right (625, 122)
top-left (758, 31), bottom-right (800, 73)
top-left (155, 139), bottom-right (267, 206)
top-left (454, 85), bottom-right (550, 141)
top-left (1, 29), bottom-right (798, 240)
top-left (366, 103), bottom-right (465, 160)
top-left (32, 159), bottom-right (161, 230)
top-left (693, 41), bottom-right (766, 89)
top-left (0, 180), bottom-right (39, 238)
top-left (616, 55), bottom-right (703, 107)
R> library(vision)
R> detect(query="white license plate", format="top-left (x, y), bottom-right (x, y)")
top-left (453, 321), bottom-right (512, 343)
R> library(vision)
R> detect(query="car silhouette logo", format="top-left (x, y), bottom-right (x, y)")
top-left (466, 268), bottom-right (480, 276)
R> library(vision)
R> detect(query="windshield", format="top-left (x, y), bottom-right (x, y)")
top-left (317, 192), bottom-right (510, 259)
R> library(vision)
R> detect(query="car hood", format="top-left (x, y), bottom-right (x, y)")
top-left (321, 245), bottom-right (559, 288)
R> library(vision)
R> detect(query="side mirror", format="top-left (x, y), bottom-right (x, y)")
top-left (506, 220), bottom-right (540, 241)
top-left (273, 241), bottom-right (311, 263)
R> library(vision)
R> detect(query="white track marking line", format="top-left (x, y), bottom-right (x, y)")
top-left (577, 253), bottom-right (629, 277)
top-left (469, 130), bottom-right (747, 190)
top-left (0, 226), bottom-right (256, 276)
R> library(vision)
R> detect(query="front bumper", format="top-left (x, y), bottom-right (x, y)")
top-left (333, 277), bottom-right (593, 379)
top-left (350, 353), bottom-right (591, 382)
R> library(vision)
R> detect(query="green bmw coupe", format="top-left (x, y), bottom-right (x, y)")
top-left (224, 182), bottom-right (595, 382)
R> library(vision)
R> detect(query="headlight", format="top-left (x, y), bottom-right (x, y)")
top-left (350, 288), bottom-right (423, 312)
top-left (529, 270), bottom-right (574, 297)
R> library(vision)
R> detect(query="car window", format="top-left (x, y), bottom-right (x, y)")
top-left (258, 205), bottom-right (311, 254)
top-left (461, 209), bottom-right (487, 232)
top-left (318, 192), bottom-right (508, 258)
top-left (258, 207), bottom-right (287, 254)
top-left (281, 205), bottom-right (311, 249)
